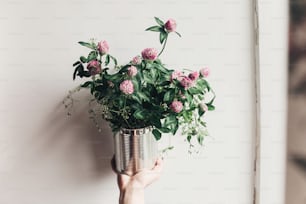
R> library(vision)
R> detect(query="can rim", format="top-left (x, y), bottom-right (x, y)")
top-left (120, 126), bottom-right (152, 134)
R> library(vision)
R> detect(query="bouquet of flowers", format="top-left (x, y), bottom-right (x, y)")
top-left (71, 17), bottom-right (215, 146)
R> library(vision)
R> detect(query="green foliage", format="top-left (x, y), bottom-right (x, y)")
top-left (87, 51), bottom-right (97, 62)
top-left (80, 56), bottom-right (87, 63)
top-left (152, 129), bottom-right (162, 140)
top-left (133, 109), bottom-right (147, 120)
top-left (159, 30), bottom-right (168, 44)
top-left (72, 63), bottom-right (90, 80)
top-left (105, 54), bottom-right (110, 65)
top-left (207, 104), bottom-right (215, 111)
top-left (145, 26), bottom-right (161, 32)
top-left (78, 41), bottom-right (96, 50)
top-left (154, 17), bottom-right (164, 26)
top-left (71, 17), bottom-right (216, 147)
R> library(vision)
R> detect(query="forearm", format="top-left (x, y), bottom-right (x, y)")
top-left (119, 184), bottom-right (145, 204)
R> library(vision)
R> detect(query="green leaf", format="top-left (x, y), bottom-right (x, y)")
top-left (185, 93), bottom-right (192, 103)
top-left (118, 97), bottom-right (125, 108)
top-left (145, 61), bottom-right (154, 69)
top-left (73, 61), bottom-right (81, 66)
top-left (87, 51), bottom-right (97, 62)
top-left (207, 95), bottom-right (216, 105)
top-left (155, 63), bottom-right (170, 75)
top-left (199, 120), bottom-right (206, 127)
top-left (80, 56), bottom-right (87, 63)
top-left (182, 111), bottom-right (190, 121)
top-left (84, 72), bottom-right (91, 77)
top-left (131, 94), bottom-right (142, 104)
top-left (197, 79), bottom-right (209, 90)
top-left (131, 103), bottom-right (141, 110)
top-left (137, 92), bottom-right (150, 102)
top-left (163, 90), bottom-right (174, 102)
top-left (132, 79), bottom-right (139, 91)
top-left (173, 121), bottom-right (179, 135)
top-left (110, 55), bottom-right (118, 66)
top-left (161, 146), bottom-right (174, 153)
top-left (81, 81), bottom-right (92, 88)
top-left (164, 114), bottom-right (179, 134)
top-left (159, 127), bottom-right (171, 133)
top-left (152, 129), bottom-right (162, 140)
top-left (159, 31), bottom-right (167, 44)
top-left (198, 79), bottom-right (211, 91)
top-left (188, 87), bottom-right (203, 95)
top-left (104, 73), bottom-right (123, 83)
top-left (187, 135), bottom-right (192, 142)
top-left (143, 71), bottom-right (154, 84)
top-left (95, 85), bottom-right (107, 95)
top-left (105, 54), bottom-right (110, 65)
top-left (150, 67), bottom-right (158, 80)
top-left (197, 134), bottom-right (204, 145)
top-left (164, 114), bottom-right (176, 126)
top-left (145, 25), bottom-right (161, 32)
top-left (207, 104), bottom-right (215, 111)
top-left (73, 64), bottom-right (84, 80)
top-left (152, 117), bottom-right (162, 128)
top-left (133, 109), bottom-right (147, 120)
top-left (198, 106), bottom-right (205, 116)
top-left (197, 95), bottom-right (204, 100)
top-left (160, 81), bottom-right (171, 86)
top-left (78, 41), bottom-right (96, 49)
top-left (77, 71), bottom-right (90, 78)
top-left (154, 17), bottom-right (164, 26)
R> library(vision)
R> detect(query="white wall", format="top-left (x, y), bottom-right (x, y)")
top-left (0, 1), bottom-right (256, 203)
top-left (258, 0), bottom-right (288, 203)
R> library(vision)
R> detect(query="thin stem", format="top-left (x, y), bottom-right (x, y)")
top-left (122, 96), bottom-right (131, 128)
top-left (109, 109), bottom-right (121, 114)
top-left (183, 68), bottom-right (194, 72)
top-left (158, 36), bottom-right (168, 57)
top-left (123, 116), bottom-right (131, 129)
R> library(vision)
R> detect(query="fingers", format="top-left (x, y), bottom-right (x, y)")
top-left (142, 157), bottom-right (163, 187)
top-left (112, 157), bottom-right (165, 189)
top-left (151, 157), bottom-right (163, 172)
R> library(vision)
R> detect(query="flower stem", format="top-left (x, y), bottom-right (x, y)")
top-left (122, 96), bottom-right (131, 128)
top-left (158, 36), bottom-right (168, 57)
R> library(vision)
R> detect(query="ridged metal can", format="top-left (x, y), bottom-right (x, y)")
top-left (114, 127), bottom-right (158, 175)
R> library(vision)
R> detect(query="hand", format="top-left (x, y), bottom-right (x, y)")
top-left (111, 157), bottom-right (164, 204)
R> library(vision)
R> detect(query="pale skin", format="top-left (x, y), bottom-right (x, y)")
top-left (111, 158), bottom-right (164, 204)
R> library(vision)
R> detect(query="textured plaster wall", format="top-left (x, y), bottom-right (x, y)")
top-left (0, 1), bottom-right (255, 203)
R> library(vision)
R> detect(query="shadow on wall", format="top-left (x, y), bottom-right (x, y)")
top-left (27, 90), bottom-right (115, 184)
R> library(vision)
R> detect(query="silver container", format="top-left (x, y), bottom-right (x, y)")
top-left (114, 127), bottom-right (158, 175)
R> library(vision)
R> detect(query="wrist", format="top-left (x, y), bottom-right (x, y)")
top-left (119, 182), bottom-right (145, 204)
top-left (120, 181), bottom-right (145, 195)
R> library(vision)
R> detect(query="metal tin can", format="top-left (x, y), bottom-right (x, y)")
top-left (114, 127), bottom-right (158, 175)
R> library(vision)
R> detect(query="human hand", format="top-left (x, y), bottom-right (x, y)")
top-left (112, 158), bottom-right (163, 191)
top-left (111, 157), bottom-right (164, 204)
